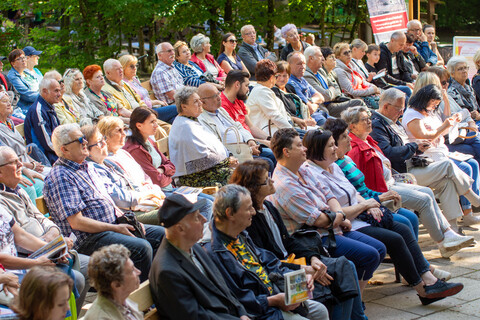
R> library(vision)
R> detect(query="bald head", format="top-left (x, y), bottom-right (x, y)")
top-left (388, 31), bottom-right (407, 53)
top-left (198, 83), bottom-right (221, 112)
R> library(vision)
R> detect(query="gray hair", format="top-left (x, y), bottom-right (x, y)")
top-left (304, 46), bottom-right (321, 62)
top-left (341, 106), bottom-right (371, 125)
top-left (43, 70), bottom-right (62, 81)
top-left (155, 42), bottom-right (171, 55)
top-left (391, 31), bottom-right (406, 41)
top-left (174, 86), bottom-right (197, 113)
top-left (103, 59), bottom-right (120, 73)
top-left (213, 184), bottom-right (251, 221)
top-left (39, 77), bottom-right (59, 92)
top-left (287, 51), bottom-right (304, 64)
top-left (446, 56), bottom-right (468, 75)
top-left (350, 39), bottom-right (367, 50)
top-left (52, 123), bottom-right (81, 157)
top-left (379, 88), bottom-right (406, 109)
top-left (0, 146), bottom-right (16, 165)
top-left (407, 19), bottom-right (421, 30)
top-left (240, 25), bottom-right (255, 36)
top-left (281, 24), bottom-right (297, 38)
top-left (190, 34), bottom-right (210, 53)
top-left (62, 68), bottom-right (83, 95)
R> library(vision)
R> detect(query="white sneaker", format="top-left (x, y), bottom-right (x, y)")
top-left (439, 233), bottom-right (475, 258)
top-left (462, 213), bottom-right (480, 226)
top-left (432, 268), bottom-right (452, 281)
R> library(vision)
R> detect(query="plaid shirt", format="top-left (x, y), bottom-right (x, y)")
top-left (43, 158), bottom-right (117, 249)
top-left (287, 75), bottom-right (317, 104)
top-left (150, 61), bottom-right (183, 104)
top-left (268, 163), bottom-right (335, 235)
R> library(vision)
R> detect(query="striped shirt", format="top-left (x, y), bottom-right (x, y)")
top-left (173, 61), bottom-right (205, 87)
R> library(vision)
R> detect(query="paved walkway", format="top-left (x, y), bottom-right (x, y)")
top-left (364, 224), bottom-right (480, 319)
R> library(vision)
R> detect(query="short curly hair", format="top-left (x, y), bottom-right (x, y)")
top-left (88, 244), bottom-right (131, 299)
top-left (333, 42), bottom-right (350, 58)
top-left (270, 128), bottom-right (299, 160)
top-left (255, 59), bottom-right (277, 82)
top-left (83, 64), bottom-right (102, 82)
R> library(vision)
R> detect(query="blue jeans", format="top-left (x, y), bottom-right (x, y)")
top-left (325, 231), bottom-right (386, 280)
top-left (451, 158), bottom-right (480, 209)
top-left (394, 208), bottom-right (419, 240)
top-left (311, 110), bottom-right (329, 126)
top-left (77, 225), bottom-right (164, 282)
top-left (393, 85), bottom-right (412, 108)
top-left (153, 104), bottom-right (178, 124)
top-left (165, 190), bottom-right (213, 221)
top-left (447, 132), bottom-right (480, 165)
top-left (26, 143), bottom-right (51, 166)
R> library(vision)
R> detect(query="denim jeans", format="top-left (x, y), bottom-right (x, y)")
top-left (324, 231), bottom-right (386, 280)
top-left (26, 143), bottom-right (51, 166)
top-left (311, 110), bottom-right (329, 126)
top-left (451, 158), bottom-right (480, 209)
top-left (152, 104), bottom-right (178, 124)
top-left (257, 146), bottom-right (277, 173)
top-left (393, 209), bottom-right (418, 240)
top-left (358, 221), bottom-right (430, 286)
top-left (447, 132), bottom-right (480, 165)
top-left (77, 225), bottom-right (165, 282)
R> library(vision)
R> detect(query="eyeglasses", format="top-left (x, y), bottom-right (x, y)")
top-left (160, 49), bottom-right (175, 53)
top-left (342, 50), bottom-right (352, 56)
top-left (456, 66), bottom-right (469, 72)
top-left (0, 158), bottom-right (21, 167)
top-left (227, 39), bottom-right (238, 43)
top-left (244, 31), bottom-right (256, 36)
top-left (286, 32), bottom-right (299, 39)
top-left (359, 117), bottom-right (371, 123)
top-left (58, 79), bottom-right (65, 85)
top-left (200, 92), bottom-right (220, 100)
top-left (258, 172), bottom-right (273, 186)
top-left (14, 56), bottom-right (26, 62)
top-left (88, 137), bottom-right (106, 149)
top-left (63, 136), bottom-right (87, 146)
top-left (441, 80), bottom-right (448, 86)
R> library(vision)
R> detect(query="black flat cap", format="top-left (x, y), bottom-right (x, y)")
top-left (158, 193), bottom-right (207, 228)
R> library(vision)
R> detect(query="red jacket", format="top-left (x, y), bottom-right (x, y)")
top-left (123, 138), bottom-right (176, 188)
top-left (346, 133), bottom-right (388, 192)
top-left (190, 53), bottom-right (227, 80)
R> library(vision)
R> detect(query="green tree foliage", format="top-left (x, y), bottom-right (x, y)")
top-left (436, 0), bottom-right (480, 32)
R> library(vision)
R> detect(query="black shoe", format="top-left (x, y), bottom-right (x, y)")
top-left (418, 294), bottom-right (446, 305)
top-left (424, 279), bottom-right (463, 299)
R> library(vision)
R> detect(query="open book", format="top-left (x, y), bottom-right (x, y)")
top-left (284, 269), bottom-right (311, 305)
top-left (174, 186), bottom-right (202, 203)
top-left (28, 235), bottom-right (67, 262)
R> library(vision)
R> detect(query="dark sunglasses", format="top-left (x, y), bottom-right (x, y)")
top-left (343, 50), bottom-right (352, 56)
top-left (64, 136), bottom-right (87, 146)
top-left (441, 80), bottom-right (448, 86)
top-left (227, 39), bottom-right (238, 43)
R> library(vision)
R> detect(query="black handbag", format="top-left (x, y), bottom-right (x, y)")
top-left (115, 211), bottom-right (146, 239)
top-left (357, 206), bottom-right (394, 229)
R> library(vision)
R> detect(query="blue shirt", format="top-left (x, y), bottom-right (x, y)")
top-left (287, 75), bottom-right (317, 104)
top-left (43, 158), bottom-right (118, 249)
top-left (414, 41), bottom-right (438, 65)
top-left (244, 43), bottom-right (264, 61)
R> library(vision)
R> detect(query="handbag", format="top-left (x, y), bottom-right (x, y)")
top-left (448, 122), bottom-right (477, 145)
top-left (222, 125), bottom-right (253, 163)
top-left (115, 211), bottom-right (146, 239)
top-left (357, 206), bottom-right (394, 229)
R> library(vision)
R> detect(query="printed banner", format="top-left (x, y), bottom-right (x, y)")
top-left (366, 0), bottom-right (409, 44)
top-left (453, 36), bottom-right (480, 80)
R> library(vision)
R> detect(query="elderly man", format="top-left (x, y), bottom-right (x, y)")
top-left (376, 31), bottom-right (414, 88)
top-left (407, 20), bottom-right (437, 66)
top-left (151, 42), bottom-right (183, 105)
top-left (304, 46), bottom-right (365, 118)
top-left (198, 83), bottom-right (276, 171)
top-left (286, 52), bottom-right (327, 125)
top-left (0, 144), bottom-right (91, 312)
top-left (370, 88), bottom-right (480, 233)
top-left (149, 194), bottom-right (250, 320)
top-left (208, 185), bottom-right (329, 320)
top-left (237, 25), bottom-right (277, 80)
top-left (43, 123), bottom-right (165, 282)
top-left (24, 77), bottom-right (61, 164)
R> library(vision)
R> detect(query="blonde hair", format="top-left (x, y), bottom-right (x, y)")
top-left (173, 41), bottom-right (189, 60)
top-left (118, 55), bottom-right (137, 71)
top-left (97, 116), bottom-right (124, 138)
top-left (474, 49), bottom-right (480, 70)
top-left (412, 71), bottom-right (441, 95)
top-left (333, 42), bottom-right (350, 58)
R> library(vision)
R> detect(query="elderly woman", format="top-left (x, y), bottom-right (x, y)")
top-left (169, 86), bottom-right (237, 187)
top-left (273, 61), bottom-right (316, 129)
top-left (190, 33), bottom-right (226, 81)
top-left (173, 41), bottom-right (223, 89)
top-left (302, 129), bottom-right (464, 305)
top-left (119, 54), bottom-right (166, 109)
top-left (333, 42), bottom-right (380, 109)
top-left (217, 32), bottom-right (250, 76)
top-left (280, 24), bottom-right (310, 61)
top-left (246, 60), bottom-right (294, 135)
top-left (6, 49), bottom-right (39, 118)
top-left (473, 50), bottom-right (480, 107)
top-left (230, 160), bottom-right (366, 320)
top-left (402, 84), bottom-right (480, 227)
top-left (423, 25), bottom-right (444, 66)
top-left (11, 267), bottom-right (73, 320)
top-left (0, 92), bottom-right (48, 202)
top-left (62, 68), bottom-right (104, 126)
top-left (83, 65), bottom-right (131, 124)
top-left (84, 244), bottom-right (143, 320)
top-left (447, 56), bottom-right (480, 124)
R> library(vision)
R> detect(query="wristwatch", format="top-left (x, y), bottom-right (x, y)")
top-left (338, 211), bottom-right (346, 221)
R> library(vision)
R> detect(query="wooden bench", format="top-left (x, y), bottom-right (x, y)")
top-left (35, 196), bottom-right (48, 215)
top-left (155, 137), bottom-right (169, 158)
top-left (141, 80), bottom-right (156, 101)
top-left (15, 123), bottom-right (25, 138)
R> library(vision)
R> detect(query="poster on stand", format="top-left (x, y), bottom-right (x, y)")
top-left (366, 0), bottom-right (409, 44)
top-left (453, 36), bottom-right (480, 80)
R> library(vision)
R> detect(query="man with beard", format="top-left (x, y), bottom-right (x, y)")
top-left (221, 70), bottom-right (272, 144)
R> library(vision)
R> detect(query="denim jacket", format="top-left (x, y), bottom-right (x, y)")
top-left (6, 67), bottom-right (39, 113)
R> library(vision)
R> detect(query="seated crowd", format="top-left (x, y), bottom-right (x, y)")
top-left (1, 18), bottom-right (480, 320)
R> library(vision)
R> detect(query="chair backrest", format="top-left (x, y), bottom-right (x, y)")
top-left (128, 280), bottom-right (158, 320)
top-left (35, 196), bottom-right (48, 215)
top-left (141, 80), bottom-right (156, 101)
top-left (15, 123), bottom-right (25, 138)
top-left (156, 137), bottom-right (169, 157)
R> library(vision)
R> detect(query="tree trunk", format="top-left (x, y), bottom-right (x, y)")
top-left (319, 0), bottom-right (327, 46)
top-left (266, 0), bottom-right (275, 52)
top-left (138, 28), bottom-right (145, 72)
